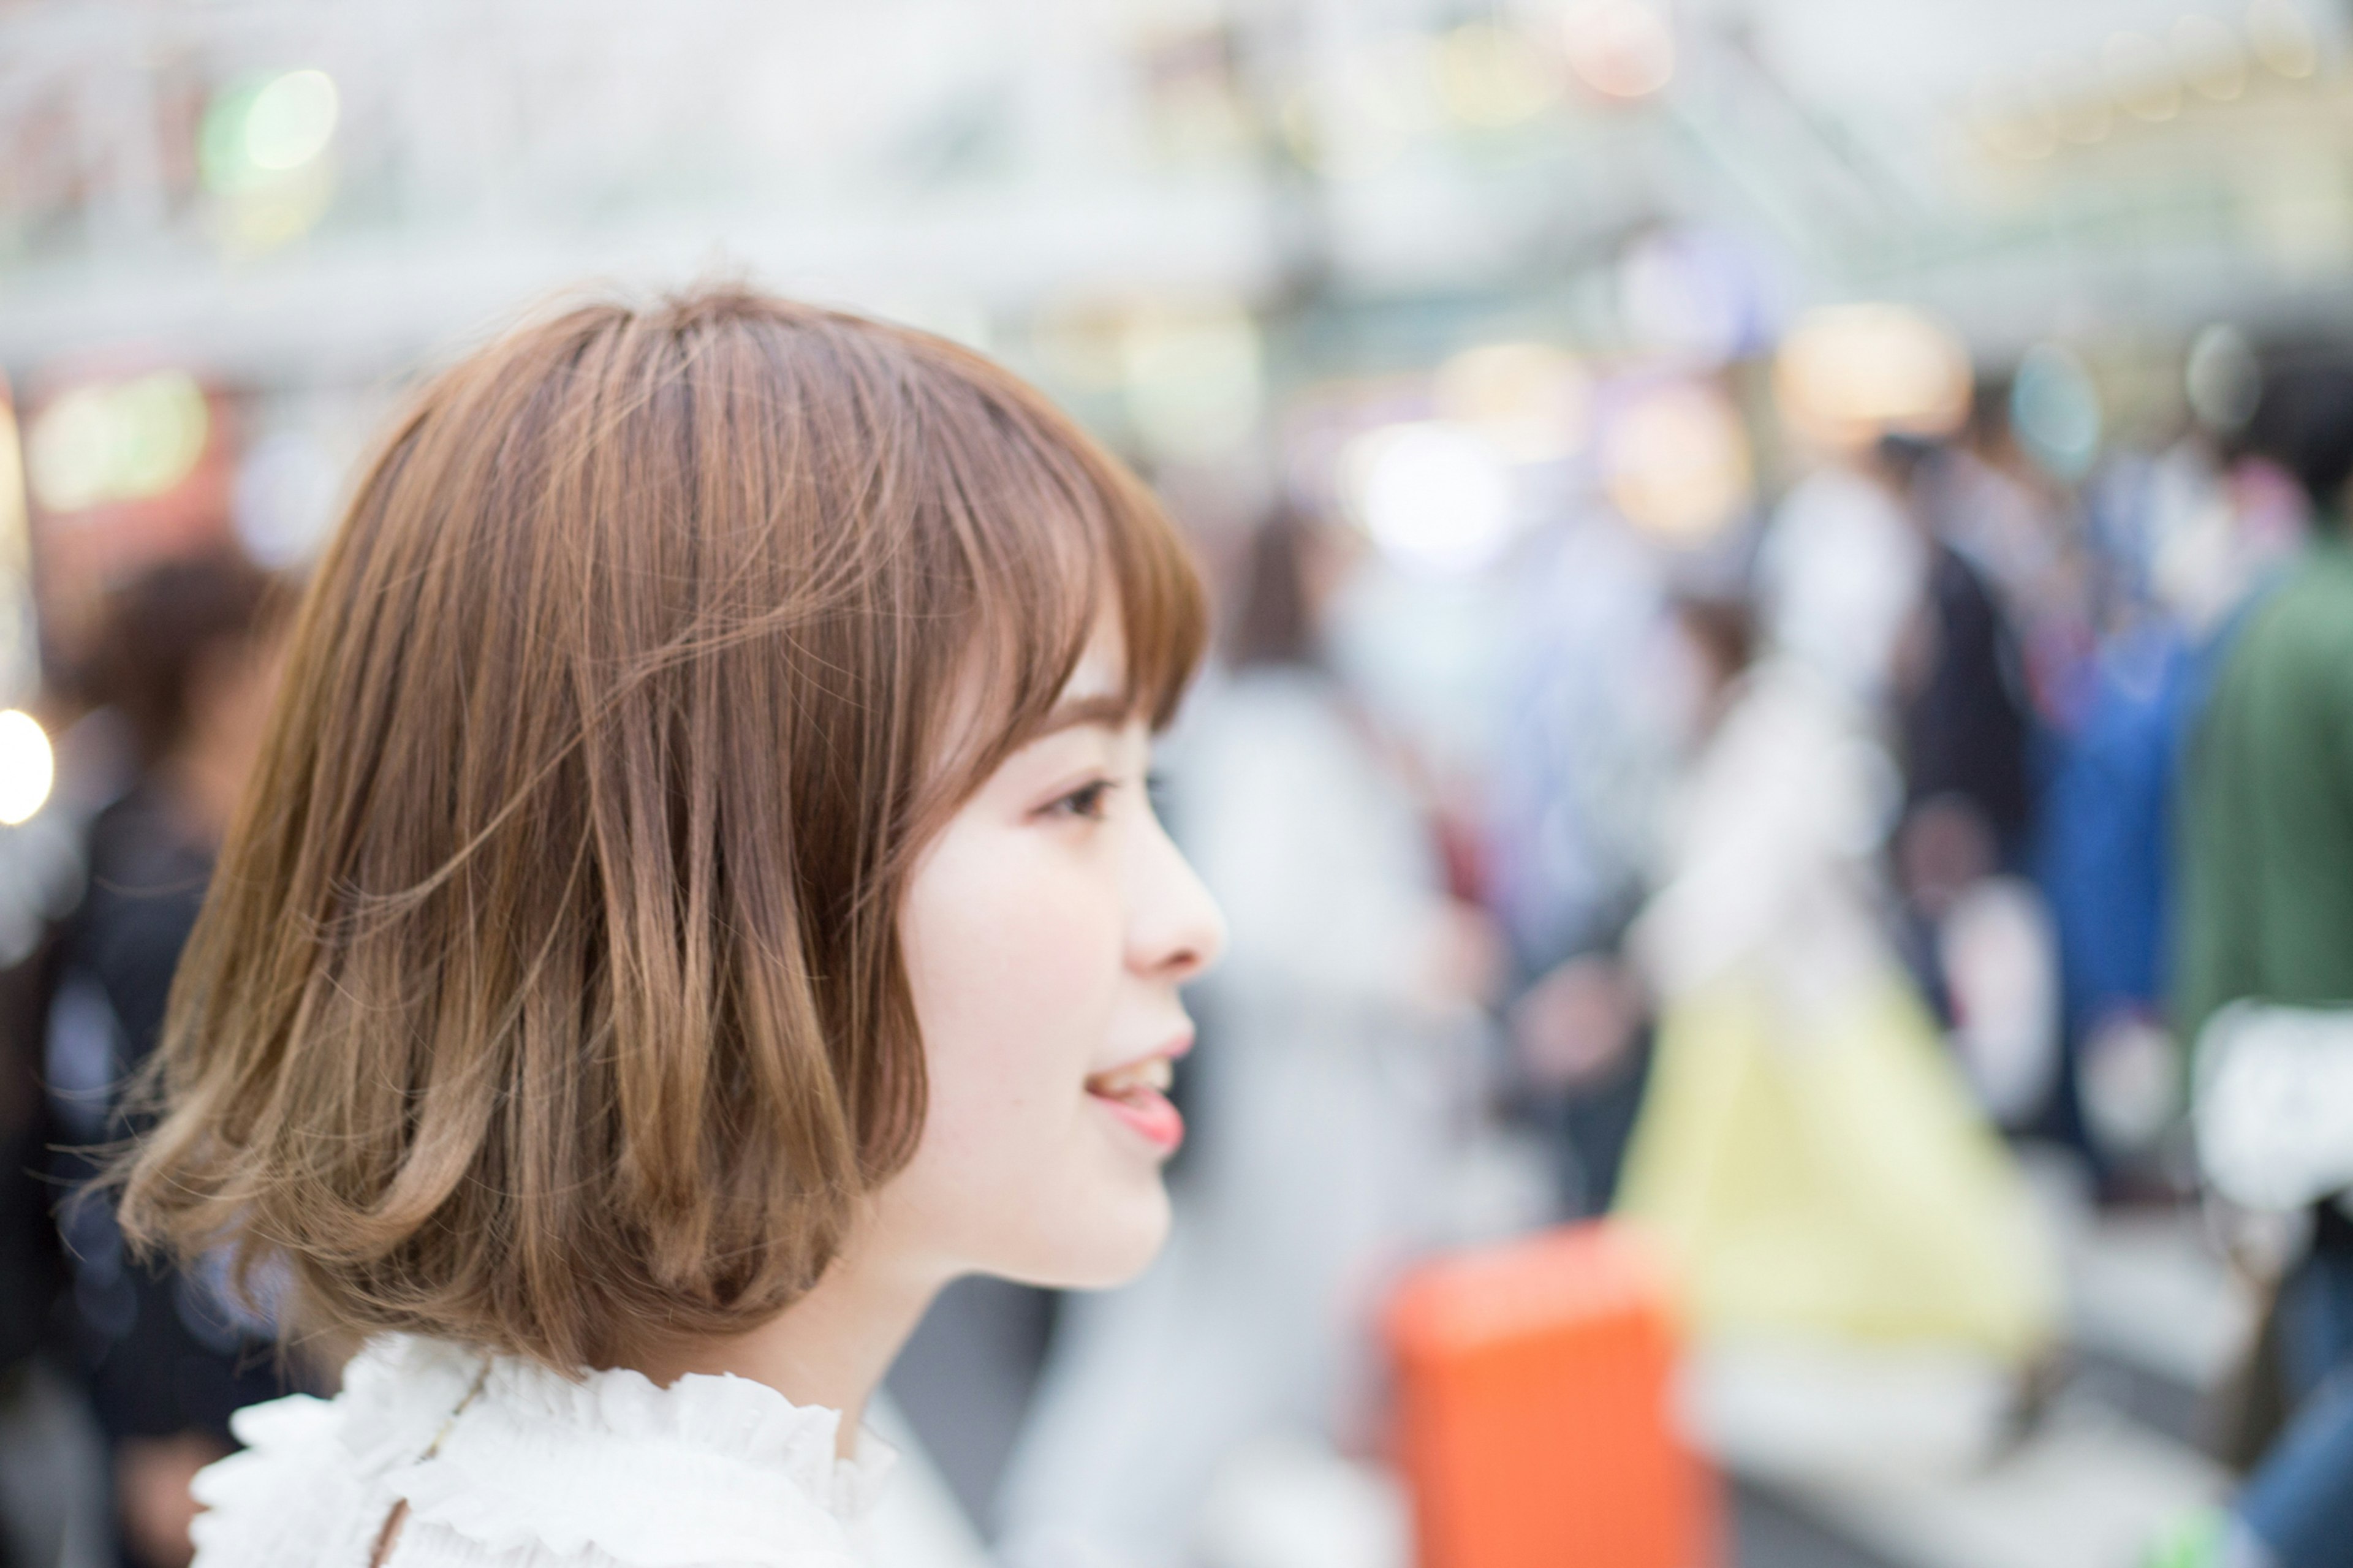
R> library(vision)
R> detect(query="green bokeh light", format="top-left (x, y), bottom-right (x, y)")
top-left (200, 69), bottom-right (339, 194)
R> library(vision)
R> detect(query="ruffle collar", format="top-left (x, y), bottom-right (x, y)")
top-left (335, 1333), bottom-right (896, 1566)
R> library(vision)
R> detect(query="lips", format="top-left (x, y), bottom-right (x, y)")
top-left (1085, 1048), bottom-right (1185, 1152)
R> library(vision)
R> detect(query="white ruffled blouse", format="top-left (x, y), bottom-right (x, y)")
top-left (189, 1333), bottom-right (897, 1568)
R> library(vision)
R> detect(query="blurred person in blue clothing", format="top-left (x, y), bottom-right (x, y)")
top-left (2037, 392), bottom-right (2305, 1168)
top-left (42, 555), bottom-right (296, 1568)
top-left (2032, 368), bottom-right (2312, 1181)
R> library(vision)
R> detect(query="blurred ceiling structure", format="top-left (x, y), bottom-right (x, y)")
top-left (1, 0), bottom-right (2349, 382)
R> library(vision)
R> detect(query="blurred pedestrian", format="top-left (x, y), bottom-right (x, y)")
top-left (1484, 505), bottom-right (1680, 1216)
top-left (0, 885), bottom-right (96, 1568)
top-left (1931, 382), bottom-right (2094, 730)
top-left (45, 554), bottom-right (294, 1568)
top-left (1613, 464), bottom-right (2057, 1363)
top-left (2035, 410), bottom-right (2303, 1181)
top-left (1883, 435), bottom-right (2056, 1134)
top-left (996, 512), bottom-right (1496, 1566)
top-left (2173, 354), bottom-right (2353, 1568)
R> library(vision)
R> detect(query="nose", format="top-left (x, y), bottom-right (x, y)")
top-left (1129, 808), bottom-right (1226, 985)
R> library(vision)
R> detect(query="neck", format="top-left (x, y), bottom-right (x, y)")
top-left (625, 1225), bottom-right (947, 1460)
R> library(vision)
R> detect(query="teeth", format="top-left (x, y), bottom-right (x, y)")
top-left (1088, 1056), bottom-right (1173, 1097)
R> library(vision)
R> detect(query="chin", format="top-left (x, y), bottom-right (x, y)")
top-left (1010, 1176), bottom-right (1172, 1291)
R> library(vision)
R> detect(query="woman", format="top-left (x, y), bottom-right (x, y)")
top-left (114, 287), bottom-right (1226, 1567)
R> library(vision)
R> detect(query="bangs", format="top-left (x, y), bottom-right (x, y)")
top-left (901, 333), bottom-right (1207, 804)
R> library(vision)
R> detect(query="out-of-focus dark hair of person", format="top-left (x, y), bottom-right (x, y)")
top-left (75, 552), bottom-right (286, 771)
top-left (1229, 511), bottom-right (1325, 670)
top-left (1967, 376), bottom-right (2014, 450)
top-left (1670, 592), bottom-right (1756, 692)
top-left (2243, 349), bottom-right (2353, 516)
top-left (1873, 430), bottom-right (1941, 493)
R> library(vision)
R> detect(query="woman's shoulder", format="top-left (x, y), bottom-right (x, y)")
top-left (189, 1335), bottom-right (484, 1565)
top-left (191, 1335), bottom-right (891, 1567)
top-left (188, 1384), bottom-right (388, 1566)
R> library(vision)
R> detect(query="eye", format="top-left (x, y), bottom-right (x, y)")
top-left (1047, 778), bottom-right (1117, 822)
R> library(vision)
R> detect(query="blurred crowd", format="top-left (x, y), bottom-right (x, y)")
top-left (7, 2), bottom-right (2353, 1564)
top-left (970, 323), bottom-right (2353, 1568)
top-left (9, 311), bottom-right (2351, 1568)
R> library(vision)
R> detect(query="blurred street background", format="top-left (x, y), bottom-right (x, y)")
top-left (6, 1), bottom-right (2353, 1566)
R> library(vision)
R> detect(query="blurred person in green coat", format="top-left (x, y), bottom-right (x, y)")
top-left (2172, 355), bottom-right (2353, 1568)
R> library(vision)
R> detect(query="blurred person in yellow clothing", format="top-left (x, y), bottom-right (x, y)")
top-left (1610, 437), bottom-right (2059, 1451)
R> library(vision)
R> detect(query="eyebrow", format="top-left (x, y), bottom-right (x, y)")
top-left (1032, 691), bottom-right (1135, 738)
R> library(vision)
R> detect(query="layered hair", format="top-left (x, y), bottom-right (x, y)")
top-left (118, 287), bottom-right (1207, 1369)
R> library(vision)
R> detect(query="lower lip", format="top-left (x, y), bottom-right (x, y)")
top-left (1090, 1086), bottom-right (1184, 1153)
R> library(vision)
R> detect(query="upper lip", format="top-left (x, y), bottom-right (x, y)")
top-left (1088, 1031), bottom-right (1194, 1081)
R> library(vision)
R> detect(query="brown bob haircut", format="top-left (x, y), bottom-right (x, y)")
top-left (118, 286), bottom-right (1206, 1370)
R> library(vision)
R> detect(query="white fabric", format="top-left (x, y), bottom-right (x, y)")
top-left (1629, 659), bottom-right (1898, 1013)
top-left (189, 1334), bottom-right (895, 1568)
top-left (1756, 464), bottom-right (1927, 706)
top-left (2194, 1001), bottom-right (2353, 1213)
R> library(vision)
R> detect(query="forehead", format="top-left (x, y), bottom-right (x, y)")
top-left (1022, 618), bottom-right (1142, 743)
top-left (1059, 617), bottom-right (1129, 704)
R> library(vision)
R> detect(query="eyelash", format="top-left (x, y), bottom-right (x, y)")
top-left (1050, 771), bottom-right (1167, 822)
top-left (1051, 779), bottom-right (1118, 821)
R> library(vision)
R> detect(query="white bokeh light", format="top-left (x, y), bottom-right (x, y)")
top-left (0, 709), bottom-right (53, 826)
top-left (1344, 423), bottom-right (1515, 575)
top-left (244, 70), bottom-right (340, 172)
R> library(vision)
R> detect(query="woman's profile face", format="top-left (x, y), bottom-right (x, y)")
top-left (881, 623), bottom-right (1226, 1289)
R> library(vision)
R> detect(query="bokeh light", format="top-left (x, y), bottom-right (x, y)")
top-left (1561, 0), bottom-right (1674, 101)
top-left (0, 391), bottom-right (31, 706)
top-left (2010, 344), bottom-right (2103, 480)
top-left (234, 429), bottom-right (343, 568)
top-left (1601, 381), bottom-right (1753, 545)
top-left (1343, 422), bottom-right (1515, 575)
top-left (1617, 229), bottom-right (1765, 365)
top-left (1434, 22), bottom-right (1561, 129)
top-left (2185, 323), bottom-right (2261, 432)
top-left (1773, 304), bottom-right (1972, 453)
top-left (0, 395), bottom-right (24, 556)
top-left (1311, 36), bottom-right (1443, 174)
top-left (0, 709), bottom-right (53, 826)
top-left (202, 69), bottom-right (340, 194)
top-left (1119, 300), bottom-right (1264, 465)
top-left (2248, 0), bottom-right (2318, 79)
top-left (27, 371), bottom-right (211, 513)
top-left (246, 70), bottom-right (340, 171)
top-left (1432, 343), bottom-right (1591, 463)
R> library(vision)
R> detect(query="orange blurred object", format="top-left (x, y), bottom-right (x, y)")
top-left (1384, 1221), bottom-right (1720, 1568)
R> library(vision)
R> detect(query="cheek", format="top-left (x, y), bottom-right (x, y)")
top-left (886, 814), bottom-right (1173, 1285)
top-left (910, 842), bottom-right (1120, 1112)
top-left (897, 826), bottom-right (1124, 1184)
